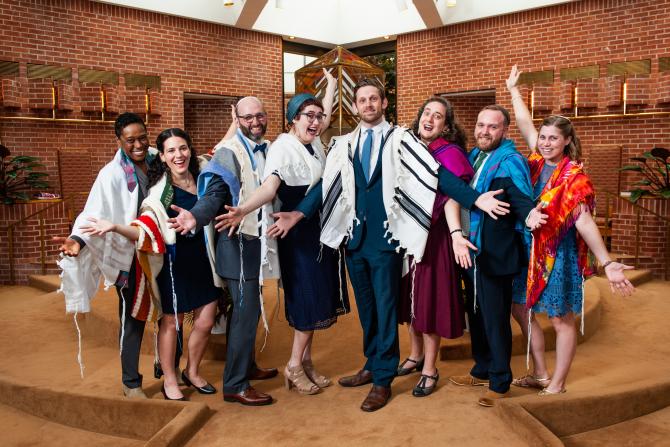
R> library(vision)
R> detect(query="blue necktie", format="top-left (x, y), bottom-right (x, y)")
top-left (253, 143), bottom-right (267, 156)
top-left (361, 129), bottom-right (374, 181)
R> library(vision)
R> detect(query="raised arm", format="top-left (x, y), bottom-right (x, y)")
top-left (320, 68), bottom-right (337, 131)
top-left (506, 65), bottom-right (538, 151)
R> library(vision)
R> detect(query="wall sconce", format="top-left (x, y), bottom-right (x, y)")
top-left (223, 1), bottom-right (235, 6)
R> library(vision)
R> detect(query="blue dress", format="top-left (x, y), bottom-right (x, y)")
top-left (156, 186), bottom-right (220, 314)
top-left (273, 144), bottom-right (349, 331)
top-left (512, 164), bottom-right (583, 318)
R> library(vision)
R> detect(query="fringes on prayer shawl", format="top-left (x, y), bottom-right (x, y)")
top-left (153, 322), bottom-right (159, 367)
top-left (580, 274), bottom-right (585, 336)
top-left (74, 312), bottom-right (85, 379)
top-left (473, 258), bottom-right (479, 314)
top-left (259, 282), bottom-right (269, 352)
top-left (167, 251), bottom-right (180, 337)
top-left (409, 258), bottom-right (418, 321)
top-left (337, 248), bottom-right (345, 311)
top-left (119, 286), bottom-right (127, 356)
top-left (238, 235), bottom-right (245, 306)
top-left (317, 243), bottom-right (324, 263)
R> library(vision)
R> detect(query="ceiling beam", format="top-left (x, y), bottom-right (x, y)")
top-left (235, 0), bottom-right (268, 29)
top-left (412, 0), bottom-right (443, 29)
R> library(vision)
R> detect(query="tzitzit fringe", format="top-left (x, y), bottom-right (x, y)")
top-left (168, 252), bottom-right (181, 346)
top-left (337, 248), bottom-right (345, 310)
top-left (119, 284), bottom-right (127, 356)
top-left (73, 312), bottom-right (85, 379)
top-left (580, 273), bottom-right (586, 336)
top-left (259, 282), bottom-right (269, 352)
top-left (238, 234), bottom-right (245, 306)
top-left (153, 322), bottom-right (159, 366)
top-left (526, 309), bottom-right (533, 371)
top-left (473, 257), bottom-right (479, 314)
top-left (410, 257), bottom-right (418, 320)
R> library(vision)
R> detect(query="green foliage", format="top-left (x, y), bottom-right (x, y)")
top-left (620, 147), bottom-right (670, 202)
top-left (364, 52), bottom-right (396, 125)
top-left (0, 144), bottom-right (50, 204)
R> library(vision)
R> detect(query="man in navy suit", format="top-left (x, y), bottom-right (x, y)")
top-left (285, 80), bottom-right (516, 412)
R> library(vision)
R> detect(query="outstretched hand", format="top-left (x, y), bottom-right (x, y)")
top-left (167, 204), bottom-right (196, 235)
top-left (53, 236), bottom-right (80, 257)
top-left (267, 211), bottom-right (303, 239)
top-left (79, 217), bottom-right (115, 237)
top-left (526, 203), bottom-right (548, 230)
top-left (604, 262), bottom-right (635, 296)
top-left (451, 233), bottom-right (477, 269)
top-left (215, 205), bottom-right (247, 237)
top-left (474, 189), bottom-right (510, 220)
top-left (506, 64), bottom-right (522, 90)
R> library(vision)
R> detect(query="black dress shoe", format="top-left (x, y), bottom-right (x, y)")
top-left (397, 357), bottom-right (424, 376)
top-left (161, 384), bottom-right (187, 401)
top-left (248, 366), bottom-right (278, 380)
top-left (412, 370), bottom-right (439, 397)
top-left (182, 371), bottom-right (217, 394)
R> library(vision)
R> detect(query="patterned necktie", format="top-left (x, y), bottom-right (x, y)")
top-left (253, 143), bottom-right (267, 156)
top-left (472, 150), bottom-right (489, 173)
top-left (361, 129), bottom-right (374, 180)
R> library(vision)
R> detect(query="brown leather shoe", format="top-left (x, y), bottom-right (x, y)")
top-left (248, 366), bottom-right (278, 381)
top-left (477, 389), bottom-right (508, 407)
top-left (223, 386), bottom-right (274, 406)
top-left (360, 385), bottom-right (391, 412)
top-left (338, 369), bottom-right (373, 387)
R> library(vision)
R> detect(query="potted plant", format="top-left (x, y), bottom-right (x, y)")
top-left (620, 147), bottom-right (670, 202)
top-left (0, 144), bottom-right (50, 204)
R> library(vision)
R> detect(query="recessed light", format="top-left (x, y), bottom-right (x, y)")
top-left (383, 35), bottom-right (390, 40)
top-left (288, 36), bottom-right (295, 40)
top-left (223, 1), bottom-right (234, 6)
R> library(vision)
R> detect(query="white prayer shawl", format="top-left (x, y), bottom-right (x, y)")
top-left (212, 138), bottom-right (280, 281)
top-left (262, 132), bottom-right (325, 191)
top-left (58, 148), bottom-right (157, 313)
top-left (213, 137), bottom-right (262, 238)
top-left (320, 125), bottom-right (439, 262)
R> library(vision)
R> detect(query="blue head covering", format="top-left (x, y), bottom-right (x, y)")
top-left (286, 93), bottom-right (316, 123)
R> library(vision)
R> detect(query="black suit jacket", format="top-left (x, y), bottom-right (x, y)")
top-left (475, 177), bottom-right (534, 276)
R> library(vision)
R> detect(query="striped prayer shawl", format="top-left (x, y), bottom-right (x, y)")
top-left (320, 125), bottom-right (439, 261)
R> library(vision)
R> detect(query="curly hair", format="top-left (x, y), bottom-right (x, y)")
top-left (148, 128), bottom-right (200, 188)
top-left (411, 96), bottom-right (467, 149)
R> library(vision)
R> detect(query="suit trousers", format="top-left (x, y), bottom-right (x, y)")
top-left (346, 244), bottom-right (402, 387)
top-left (463, 265), bottom-right (514, 394)
top-left (223, 278), bottom-right (261, 394)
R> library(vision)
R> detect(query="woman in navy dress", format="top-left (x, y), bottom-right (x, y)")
top-left (218, 71), bottom-right (350, 395)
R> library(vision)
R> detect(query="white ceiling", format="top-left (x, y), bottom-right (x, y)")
top-left (96, 0), bottom-right (574, 48)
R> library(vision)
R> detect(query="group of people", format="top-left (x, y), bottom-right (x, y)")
top-left (57, 65), bottom-right (634, 412)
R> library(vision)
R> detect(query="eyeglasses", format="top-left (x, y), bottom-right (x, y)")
top-left (237, 112), bottom-right (267, 123)
top-left (297, 112), bottom-right (326, 123)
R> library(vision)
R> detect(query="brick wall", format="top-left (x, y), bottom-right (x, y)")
top-left (397, 0), bottom-right (670, 276)
top-left (184, 97), bottom-right (238, 154)
top-left (0, 0), bottom-right (283, 283)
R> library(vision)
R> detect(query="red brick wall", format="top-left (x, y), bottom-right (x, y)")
top-left (184, 97), bottom-right (238, 154)
top-left (0, 0), bottom-right (283, 283)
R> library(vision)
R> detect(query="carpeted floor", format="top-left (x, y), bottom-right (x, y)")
top-left (0, 274), bottom-right (668, 446)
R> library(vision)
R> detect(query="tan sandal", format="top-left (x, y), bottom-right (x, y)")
top-left (284, 364), bottom-right (320, 395)
top-left (512, 374), bottom-right (551, 389)
top-left (302, 359), bottom-right (331, 388)
top-left (538, 387), bottom-right (566, 396)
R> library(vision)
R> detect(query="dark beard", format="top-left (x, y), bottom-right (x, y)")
top-left (240, 123), bottom-right (266, 143)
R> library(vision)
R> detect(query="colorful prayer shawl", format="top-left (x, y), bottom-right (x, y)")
top-left (525, 153), bottom-right (596, 309)
top-left (468, 139), bottom-right (533, 253)
top-left (129, 174), bottom-right (177, 322)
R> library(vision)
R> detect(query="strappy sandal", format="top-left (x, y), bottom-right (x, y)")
top-left (302, 359), bottom-right (331, 388)
top-left (538, 387), bottom-right (566, 396)
top-left (397, 357), bottom-right (424, 376)
top-left (512, 374), bottom-right (551, 389)
top-left (412, 370), bottom-right (439, 397)
top-left (284, 364), bottom-right (320, 395)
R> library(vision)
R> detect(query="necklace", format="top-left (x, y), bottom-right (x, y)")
top-left (172, 175), bottom-right (193, 189)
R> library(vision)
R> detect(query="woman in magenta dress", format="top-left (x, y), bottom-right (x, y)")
top-left (398, 97), bottom-right (475, 397)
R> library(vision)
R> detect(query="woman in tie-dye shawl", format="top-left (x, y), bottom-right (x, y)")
top-left (506, 65), bottom-right (635, 396)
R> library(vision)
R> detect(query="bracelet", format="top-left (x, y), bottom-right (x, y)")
top-left (602, 260), bottom-right (614, 269)
top-left (450, 228), bottom-right (463, 236)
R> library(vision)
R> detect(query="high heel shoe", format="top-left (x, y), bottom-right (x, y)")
top-left (302, 360), bottom-right (331, 388)
top-left (412, 370), bottom-right (439, 397)
top-left (154, 362), bottom-right (185, 386)
top-left (161, 384), bottom-right (186, 401)
top-left (397, 357), bottom-right (424, 376)
top-left (182, 371), bottom-right (217, 394)
top-left (283, 364), bottom-right (320, 395)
